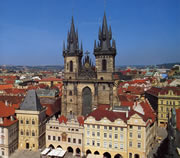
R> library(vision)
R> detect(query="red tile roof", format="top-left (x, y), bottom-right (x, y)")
top-left (0, 101), bottom-right (15, 117)
top-left (58, 115), bottom-right (68, 124)
top-left (97, 104), bottom-right (110, 110)
top-left (77, 116), bottom-right (84, 126)
top-left (146, 87), bottom-right (162, 96)
top-left (0, 76), bottom-right (17, 80)
top-left (86, 108), bottom-right (127, 123)
top-left (42, 103), bottom-right (60, 117)
top-left (0, 96), bottom-right (24, 104)
top-left (40, 77), bottom-right (62, 82)
top-left (4, 88), bottom-right (26, 95)
top-left (0, 117), bottom-right (18, 127)
top-left (0, 84), bottom-right (13, 90)
top-left (159, 87), bottom-right (180, 95)
top-left (176, 109), bottom-right (180, 131)
top-left (85, 100), bottom-right (156, 126)
top-left (140, 100), bottom-right (156, 123)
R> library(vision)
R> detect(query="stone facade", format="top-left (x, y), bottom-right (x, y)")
top-left (46, 115), bottom-right (84, 156)
top-left (15, 90), bottom-right (47, 151)
top-left (62, 13), bottom-right (116, 116)
top-left (84, 103), bottom-right (157, 158)
top-left (0, 119), bottom-right (18, 158)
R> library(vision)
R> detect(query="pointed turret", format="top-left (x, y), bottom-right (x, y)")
top-left (109, 25), bottom-right (112, 40)
top-left (102, 12), bottom-right (108, 38)
top-left (63, 40), bottom-right (65, 51)
top-left (63, 16), bottom-right (83, 57)
top-left (94, 12), bottom-right (116, 55)
top-left (94, 12), bottom-right (116, 79)
top-left (112, 39), bottom-right (116, 49)
top-left (94, 40), bottom-right (96, 49)
top-left (81, 41), bottom-right (83, 52)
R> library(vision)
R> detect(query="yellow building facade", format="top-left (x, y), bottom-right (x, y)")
top-left (158, 87), bottom-right (180, 127)
top-left (15, 90), bottom-right (46, 151)
top-left (84, 103), bottom-right (156, 158)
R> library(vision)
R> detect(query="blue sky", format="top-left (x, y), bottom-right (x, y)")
top-left (0, 0), bottom-right (180, 66)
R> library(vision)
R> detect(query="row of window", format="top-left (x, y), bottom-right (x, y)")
top-left (160, 113), bottom-right (169, 118)
top-left (86, 140), bottom-right (124, 149)
top-left (20, 119), bottom-right (35, 125)
top-left (20, 130), bottom-right (36, 136)
top-left (86, 125), bottom-right (141, 130)
top-left (87, 131), bottom-right (141, 139)
top-left (129, 141), bottom-right (141, 148)
top-left (129, 132), bottom-right (141, 139)
top-left (160, 100), bottom-right (180, 106)
top-left (48, 135), bottom-right (81, 144)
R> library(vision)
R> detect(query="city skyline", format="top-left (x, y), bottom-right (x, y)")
top-left (1, 0), bottom-right (180, 66)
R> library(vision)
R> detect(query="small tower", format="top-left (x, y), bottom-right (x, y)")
top-left (15, 90), bottom-right (46, 150)
top-left (63, 17), bottom-right (83, 80)
top-left (94, 12), bottom-right (116, 80)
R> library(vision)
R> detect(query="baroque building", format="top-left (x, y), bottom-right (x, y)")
top-left (61, 13), bottom-right (117, 116)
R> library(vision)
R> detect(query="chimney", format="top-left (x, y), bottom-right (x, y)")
top-left (10, 116), bottom-right (14, 121)
top-left (0, 117), bottom-right (3, 124)
top-left (126, 111), bottom-right (128, 118)
top-left (5, 100), bottom-right (8, 106)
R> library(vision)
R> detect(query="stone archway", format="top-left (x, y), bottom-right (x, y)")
top-left (114, 154), bottom-right (123, 158)
top-left (86, 149), bottom-right (92, 155)
top-left (49, 144), bottom-right (55, 149)
top-left (57, 145), bottom-right (62, 149)
top-left (82, 87), bottom-right (92, 116)
top-left (134, 154), bottom-right (140, 158)
top-left (103, 152), bottom-right (111, 158)
top-left (67, 146), bottom-right (73, 153)
top-left (94, 151), bottom-right (100, 155)
top-left (76, 148), bottom-right (81, 155)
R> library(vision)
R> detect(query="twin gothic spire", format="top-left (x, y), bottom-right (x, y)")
top-left (63, 12), bottom-right (116, 57)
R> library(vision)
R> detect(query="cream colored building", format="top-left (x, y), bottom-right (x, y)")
top-left (46, 115), bottom-right (84, 156)
top-left (15, 90), bottom-right (46, 151)
top-left (158, 87), bottom-right (180, 127)
top-left (84, 102), bottom-right (156, 158)
top-left (0, 102), bottom-right (18, 158)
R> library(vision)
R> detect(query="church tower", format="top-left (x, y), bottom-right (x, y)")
top-left (94, 12), bottom-right (116, 80)
top-left (63, 17), bottom-right (83, 80)
top-left (61, 13), bottom-right (116, 117)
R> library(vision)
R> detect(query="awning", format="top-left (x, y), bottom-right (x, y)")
top-left (47, 148), bottom-right (66, 157)
top-left (41, 148), bottom-right (51, 155)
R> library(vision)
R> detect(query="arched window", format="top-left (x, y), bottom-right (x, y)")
top-left (102, 59), bottom-right (107, 71)
top-left (20, 130), bottom-right (23, 135)
top-left (32, 130), bottom-right (35, 136)
top-left (70, 61), bottom-right (73, 72)
top-left (69, 90), bottom-right (72, 96)
top-left (32, 119), bottom-right (35, 125)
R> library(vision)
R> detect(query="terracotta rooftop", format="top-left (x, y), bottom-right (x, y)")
top-left (40, 77), bottom-right (62, 82)
top-left (86, 100), bottom-right (156, 126)
top-left (58, 115), bottom-right (68, 124)
top-left (0, 84), bottom-right (13, 90)
top-left (0, 101), bottom-right (18, 127)
top-left (176, 109), bottom-right (180, 131)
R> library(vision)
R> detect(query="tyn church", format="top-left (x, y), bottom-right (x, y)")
top-left (61, 13), bottom-right (117, 116)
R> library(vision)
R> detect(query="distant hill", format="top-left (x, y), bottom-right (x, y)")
top-left (157, 62), bottom-right (180, 69)
top-left (0, 65), bottom-right (64, 71)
